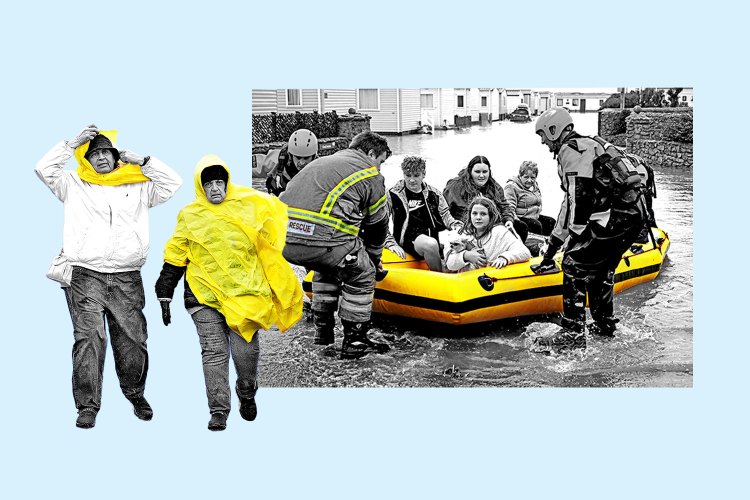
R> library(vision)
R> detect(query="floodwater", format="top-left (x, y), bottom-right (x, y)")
top-left (256, 114), bottom-right (693, 387)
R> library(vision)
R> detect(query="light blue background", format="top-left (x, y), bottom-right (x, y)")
top-left (0, 0), bottom-right (742, 498)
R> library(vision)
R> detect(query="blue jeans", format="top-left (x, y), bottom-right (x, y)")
top-left (190, 307), bottom-right (260, 415)
top-left (64, 266), bottom-right (148, 414)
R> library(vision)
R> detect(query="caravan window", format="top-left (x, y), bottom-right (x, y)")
top-left (358, 89), bottom-right (380, 111)
top-left (286, 89), bottom-right (302, 107)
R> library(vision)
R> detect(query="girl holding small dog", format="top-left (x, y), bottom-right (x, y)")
top-left (444, 196), bottom-right (531, 273)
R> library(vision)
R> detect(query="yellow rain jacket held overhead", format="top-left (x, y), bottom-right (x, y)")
top-left (163, 154), bottom-right (303, 341)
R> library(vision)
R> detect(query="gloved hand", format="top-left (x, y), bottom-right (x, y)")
top-left (542, 235), bottom-right (564, 261)
top-left (375, 261), bottom-right (389, 282)
top-left (159, 300), bottom-right (171, 326)
top-left (532, 236), bottom-right (563, 275)
top-left (530, 259), bottom-right (558, 275)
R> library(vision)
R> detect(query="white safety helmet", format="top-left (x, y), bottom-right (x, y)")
top-left (287, 129), bottom-right (319, 157)
top-left (535, 107), bottom-right (574, 142)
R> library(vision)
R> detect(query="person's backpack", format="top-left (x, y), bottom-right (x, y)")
top-left (587, 136), bottom-right (644, 206)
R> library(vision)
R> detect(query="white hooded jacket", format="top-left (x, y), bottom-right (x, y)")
top-left (35, 141), bottom-right (182, 273)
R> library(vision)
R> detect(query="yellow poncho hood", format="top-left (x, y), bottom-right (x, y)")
top-left (74, 130), bottom-right (150, 185)
top-left (164, 154), bottom-right (303, 341)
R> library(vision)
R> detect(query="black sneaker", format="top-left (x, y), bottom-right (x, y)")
top-left (239, 397), bottom-right (258, 421)
top-left (76, 410), bottom-right (97, 429)
top-left (208, 412), bottom-right (227, 431)
top-left (531, 330), bottom-right (586, 355)
top-left (130, 397), bottom-right (153, 421)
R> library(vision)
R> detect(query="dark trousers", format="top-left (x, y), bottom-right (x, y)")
top-left (283, 238), bottom-right (376, 323)
top-left (560, 210), bottom-right (643, 330)
top-left (518, 215), bottom-right (556, 237)
top-left (64, 266), bottom-right (148, 414)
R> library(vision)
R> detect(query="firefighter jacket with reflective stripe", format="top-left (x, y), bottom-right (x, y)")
top-left (280, 149), bottom-right (388, 249)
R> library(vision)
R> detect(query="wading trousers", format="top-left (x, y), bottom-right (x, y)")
top-left (560, 209), bottom-right (643, 332)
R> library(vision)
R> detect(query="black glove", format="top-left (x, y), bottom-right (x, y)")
top-left (542, 235), bottom-right (564, 261)
top-left (160, 300), bottom-right (171, 326)
top-left (375, 261), bottom-right (389, 282)
top-left (530, 259), bottom-right (558, 275)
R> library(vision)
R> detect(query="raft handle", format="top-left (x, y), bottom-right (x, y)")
top-left (478, 274), bottom-right (500, 291)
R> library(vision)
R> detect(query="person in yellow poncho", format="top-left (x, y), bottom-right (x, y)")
top-left (155, 154), bottom-right (303, 431)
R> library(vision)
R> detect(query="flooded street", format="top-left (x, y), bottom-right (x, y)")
top-left (257, 114), bottom-right (693, 387)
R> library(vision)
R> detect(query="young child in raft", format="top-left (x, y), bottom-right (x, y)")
top-left (444, 195), bottom-right (532, 272)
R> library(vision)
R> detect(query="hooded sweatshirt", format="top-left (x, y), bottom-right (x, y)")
top-left (160, 154), bottom-right (303, 341)
top-left (503, 176), bottom-right (543, 220)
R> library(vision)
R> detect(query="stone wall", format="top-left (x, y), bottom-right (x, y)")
top-left (599, 108), bottom-right (693, 169)
top-left (598, 109), bottom-right (631, 147)
top-left (337, 113), bottom-right (371, 142)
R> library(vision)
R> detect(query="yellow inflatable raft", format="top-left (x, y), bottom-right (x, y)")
top-left (303, 228), bottom-right (670, 325)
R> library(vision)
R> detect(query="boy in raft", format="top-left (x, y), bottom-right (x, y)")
top-left (385, 156), bottom-right (462, 271)
top-left (444, 196), bottom-right (531, 273)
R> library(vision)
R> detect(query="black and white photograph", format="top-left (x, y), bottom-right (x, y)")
top-left (251, 87), bottom-right (693, 388)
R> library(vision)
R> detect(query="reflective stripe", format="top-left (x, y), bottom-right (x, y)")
top-left (367, 194), bottom-right (387, 215)
top-left (287, 208), bottom-right (360, 236)
top-left (321, 167), bottom-right (380, 215)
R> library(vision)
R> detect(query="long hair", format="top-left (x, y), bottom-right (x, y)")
top-left (456, 155), bottom-right (503, 202)
top-left (461, 195), bottom-right (502, 238)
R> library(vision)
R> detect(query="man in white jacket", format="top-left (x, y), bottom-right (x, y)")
top-left (35, 124), bottom-right (182, 429)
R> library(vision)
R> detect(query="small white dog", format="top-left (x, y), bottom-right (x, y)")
top-left (445, 229), bottom-right (476, 253)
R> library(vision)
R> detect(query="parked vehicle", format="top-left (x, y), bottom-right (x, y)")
top-left (509, 104), bottom-right (531, 122)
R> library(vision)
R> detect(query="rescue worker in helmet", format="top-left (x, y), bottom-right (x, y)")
top-left (530, 108), bottom-right (645, 353)
top-left (280, 131), bottom-right (392, 359)
top-left (265, 129), bottom-right (319, 196)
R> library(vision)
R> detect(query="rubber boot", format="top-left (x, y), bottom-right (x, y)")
top-left (340, 320), bottom-right (390, 360)
top-left (531, 318), bottom-right (586, 355)
top-left (312, 311), bottom-right (335, 345)
top-left (588, 317), bottom-right (619, 337)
